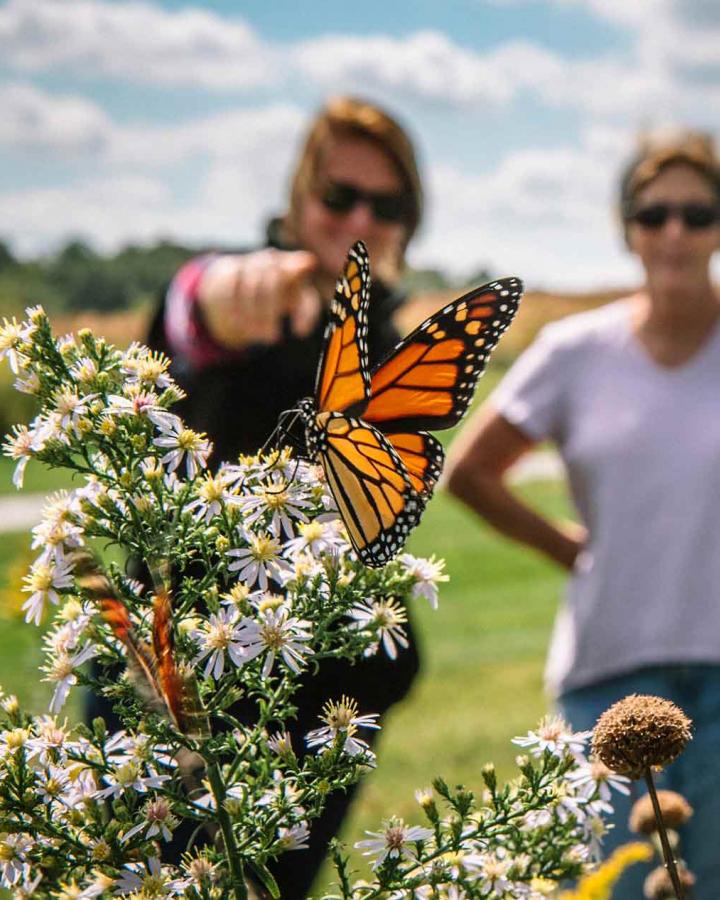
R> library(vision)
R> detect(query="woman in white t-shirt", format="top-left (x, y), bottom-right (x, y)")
top-left (445, 131), bottom-right (720, 899)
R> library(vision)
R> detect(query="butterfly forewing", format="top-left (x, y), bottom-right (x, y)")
top-left (320, 413), bottom-right (423, 566)
top-left (315, 241), bottom-right (371, 416)
top-left (363, 277), bottom-right (523, 432)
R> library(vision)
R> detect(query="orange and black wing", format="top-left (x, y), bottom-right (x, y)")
top-left (318, 412), bottom-right (423, 567)
top-left (363, 277), bottom-right (523, 432)
top-left (385, 431), bottom-right (444, 496)
top-left (315, 241), bottom-right (371, 416)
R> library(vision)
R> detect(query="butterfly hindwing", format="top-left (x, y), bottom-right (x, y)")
top-left (315, 241), bottom-right (371, 416)
top-left (385, 431), bottom-right (444, 496)
top-left (363, 277), bottom-right (523, 432)
top-left (318, 412), bottom-right (423, 567)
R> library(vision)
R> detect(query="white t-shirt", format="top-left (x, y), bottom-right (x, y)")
top-left (492, 298), bottom-right (720, 696)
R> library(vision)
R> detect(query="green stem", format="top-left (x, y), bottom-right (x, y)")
top-left (204, 757), bottom-right (248, 900)
top-left (643, 768), bottom-right (685, 900)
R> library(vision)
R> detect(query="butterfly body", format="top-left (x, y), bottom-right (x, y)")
top-left (287, 242), bottom-right (522, 567)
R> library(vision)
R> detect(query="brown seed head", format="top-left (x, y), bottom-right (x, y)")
top-left (592, 694), bottom-right (692, 777)
top-left (643, 864), bottom-right (695, 899)
top-left (629, 789), bottom-right (693, 834)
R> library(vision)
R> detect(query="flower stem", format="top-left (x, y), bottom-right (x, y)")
top-left (205, 757), bottom-right (248, 900)
top-left (643, 768), bottom-right (685, 899)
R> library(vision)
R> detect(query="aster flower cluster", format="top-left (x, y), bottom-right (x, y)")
top-left (326, 718), bottom-right (629, 899)
top-left (0, 309), bottom-right (621, 898)
top-left (0, 309), bottom-right (449, 898)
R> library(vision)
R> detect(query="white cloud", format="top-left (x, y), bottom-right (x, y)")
top-left (1, 0), bottom-right (716, 128)
top-left (0, 0), bottom-right (275, 90)
top-left (0, 82), bottom-right (111, 153)
top-left (411, 129), bottom-right (643, 289)
top-left (293, 32), bottom-right (563, 107)
top-left (0, 98), bottom-right (307, 256)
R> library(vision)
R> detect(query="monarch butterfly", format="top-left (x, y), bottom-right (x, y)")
top-left (289, 241), bottom-right (522, 567)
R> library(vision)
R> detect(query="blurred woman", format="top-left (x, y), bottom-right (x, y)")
top-left (445, 131), bottom-right (720, 899)
top-left (152, 95), bottom-right (422, 461)
top-left (149, 96), bottom-right (424, 898)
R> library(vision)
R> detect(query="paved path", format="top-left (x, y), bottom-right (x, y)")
top-left (0, 450), bottom-right (565, 534)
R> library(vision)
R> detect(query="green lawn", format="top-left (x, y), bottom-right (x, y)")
top-left (0, 455), bottom-right (78, 495)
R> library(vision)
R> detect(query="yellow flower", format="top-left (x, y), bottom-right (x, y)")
top-left (559, 842), bottom-right (653, 900)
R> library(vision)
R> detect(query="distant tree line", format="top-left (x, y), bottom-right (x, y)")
top-left (0, 237), bottom-right (494, 317)
top-left (0, 238), bottom-right (198, 317)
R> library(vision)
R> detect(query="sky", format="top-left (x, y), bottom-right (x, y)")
top-left (1, 0), bottom-right (718, 289)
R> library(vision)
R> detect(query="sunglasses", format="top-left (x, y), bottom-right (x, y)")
top-left (319, 181), bottom-right (409, 224)
top-left (626, 202), bottom-right (720, 230)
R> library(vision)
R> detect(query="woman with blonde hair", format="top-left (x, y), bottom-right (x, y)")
top-left (446, 130), bottom-right (720, 899)
top-left (144, 95), bottom-right (425, 898)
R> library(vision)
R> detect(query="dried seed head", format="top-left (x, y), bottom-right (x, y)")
top-left (643, 864), bottom-right (695, 899)
top-left (592, 694), bottom-right (692, 777)
top-left (629, 789), bottom-right (693, 834)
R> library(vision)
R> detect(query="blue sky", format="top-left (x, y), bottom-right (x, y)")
top-left (1, 0), bottom-right (718, 288)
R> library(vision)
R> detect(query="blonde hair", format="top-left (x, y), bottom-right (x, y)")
top-left (282, 96), bottom-right (423, 272)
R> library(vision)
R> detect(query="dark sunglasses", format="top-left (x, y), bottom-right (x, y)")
top-left (626, 202), bottom-right (720, 230)
top-left (319, 181), bottom-right (409, 224)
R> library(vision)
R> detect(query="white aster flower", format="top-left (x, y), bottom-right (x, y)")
top-left (53, 388), bottom-right (98, 435)
top-left (473, 852), bottom-right (512, 894)
top-left (191, 608), bottom-right (251, 680)
top-left (2, 424), bottom-right (34, 488)
top-left (227, 533), bottom-right (291, 590)
top-left (283, 518), bottom-right (346, 557)
top-left (0, 317), bottom-right (31, 373)
top-left (0, 832), bottom-right (34, 886)
top-left (96, 760), bottom-right (170, 800)
top-left (355, 817), bottom-right (433, 869)
top-left (69, 355), bottom-right (99, 384)
top-left (185, 470), bottom-right (237, 523)
top-left (31, 518), bottom-right (83, 563)
top-left (42, 643), bottom-right (98, 714)
top-left (567, 757), bottom-right (631, 803)
top-left (105, 388), bottom-right (180, 432)
top-left (121, 796), bottom-right (178, 844)
top-left (154, 420), bottom-right (211, 478)
top-left (121, 348), bottom-right (173, 389)
top-left (306, 695), bottom-right (379, 759)
top-left (512, 714), bottom-right (592, 760)
top-left (104, 731), bottom-right (175, 770)
top-left (348, 597), bottom-right (408, 660)
top-left (113, 856), bottom-right (189, 896)
top-left (182, 855), bottom-right (218, 887)
top-left (235, 479), bottom-right (311, 538)
top-left (25, 716), bottom-right (70, 764)
top-left (232, 607), bottom-right (313, 677)
top-left (35, 763), bottom-right (71, 805)
top-left (399, 553), bottom-right (448, 609)
top-left (22, 555), bottom-right (75, 626)
top-left (0, 727), bottom-right (30, 759)
top-left (276, 822), bottom-right (310, 852)
top-left (13, 368), bottom-right (41, 395)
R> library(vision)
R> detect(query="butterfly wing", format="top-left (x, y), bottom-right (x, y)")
top-left (315, 240), bottom-right (371, 416)
top-left (363, 277), bottom-right (523, 432)
top-left (318, 412), bottom-right (423, 567)
top-left (385, 431), bottom-right (444, 496)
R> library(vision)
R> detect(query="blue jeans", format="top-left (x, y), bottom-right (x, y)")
top-left (558, 665), bottom-right (720, 900)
